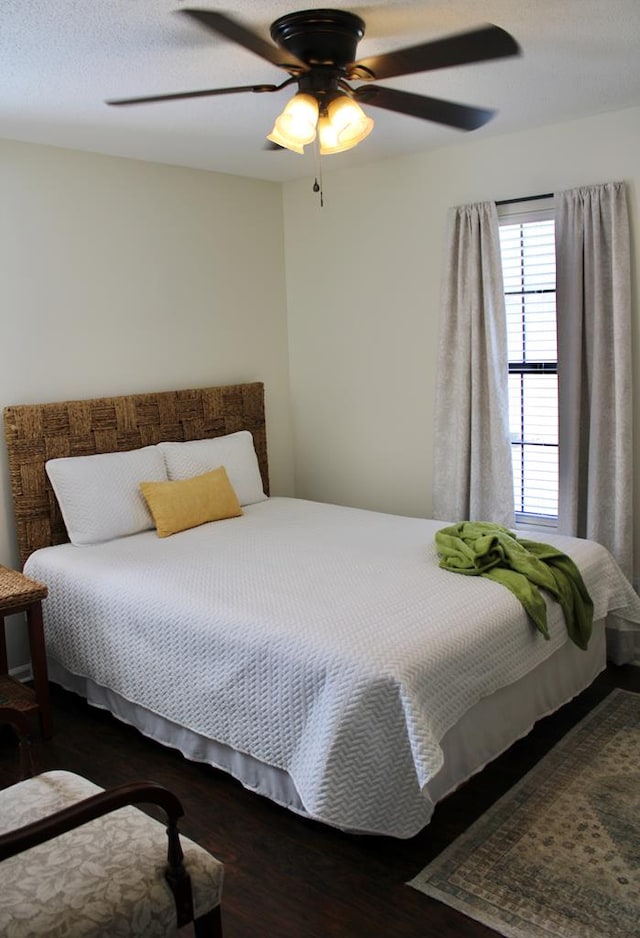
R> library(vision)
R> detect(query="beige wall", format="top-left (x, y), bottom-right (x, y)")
top-left (283, 105), bottom-right (640, 585)
top-left (2, 104), bottom-right (639, 669)
top-left (0, 139), bottom-right (294, 666)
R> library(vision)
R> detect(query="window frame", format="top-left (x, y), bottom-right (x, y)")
top-left (497, 198), bottom-right (558, 529)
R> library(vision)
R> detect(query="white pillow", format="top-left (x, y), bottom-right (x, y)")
top-left (46, 446), bottom-right (168, 546)
top-left (158, 431), bottom-right (267, 506)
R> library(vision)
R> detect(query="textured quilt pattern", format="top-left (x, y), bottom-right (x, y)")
top-left (26, 499), bottom-right (640, 837)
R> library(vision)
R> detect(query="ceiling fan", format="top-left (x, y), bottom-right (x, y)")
top-left (107, 7), bottom-right (521, 156)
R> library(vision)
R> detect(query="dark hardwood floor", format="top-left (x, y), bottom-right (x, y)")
top-left (2, 663), bottom-right (639, 937)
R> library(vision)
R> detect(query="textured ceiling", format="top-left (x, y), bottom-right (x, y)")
top-left (3, 1), bottom-right (640, 182)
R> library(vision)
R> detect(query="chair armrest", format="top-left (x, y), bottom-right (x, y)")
top-left (0, 781), bottom-right (194, 923)
top-left (0, 780), bottom-right (183, 859)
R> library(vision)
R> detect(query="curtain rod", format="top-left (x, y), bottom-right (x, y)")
top-left (496, 192), bottom-right (553, 206)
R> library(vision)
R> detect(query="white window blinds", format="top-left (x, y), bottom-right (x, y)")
top-left (498, 206), bottom-right (558, 522)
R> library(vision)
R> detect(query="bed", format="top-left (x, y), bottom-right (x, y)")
top-left (4, 382), bottom-right (640, 839)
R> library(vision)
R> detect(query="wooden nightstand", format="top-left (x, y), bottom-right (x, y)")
top-left (0, 566), bottom-right (52, 739)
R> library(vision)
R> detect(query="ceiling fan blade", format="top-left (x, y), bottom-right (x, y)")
top-left (106, 84), bottom-right (280, 106)
top-left (179, 9), bottom-right (309, 74)
top-left (354, 85), bottom-right (495, 131)
top-left (349, 23), bottom-right (520, 80)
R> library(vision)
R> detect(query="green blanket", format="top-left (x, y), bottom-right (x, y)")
top-left (435, 522), bottom-right (593, 649)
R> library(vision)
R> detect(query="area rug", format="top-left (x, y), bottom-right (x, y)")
top-left (409, 689), bottom-right (640, 938)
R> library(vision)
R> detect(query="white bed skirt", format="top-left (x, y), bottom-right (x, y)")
top-left (48, 621), bottom-right (607, 837)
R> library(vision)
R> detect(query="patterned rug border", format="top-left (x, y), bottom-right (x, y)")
top-left (408, 688), bottom-right (640, 938)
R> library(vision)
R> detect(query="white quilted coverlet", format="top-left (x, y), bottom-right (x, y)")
top-left (26, 498), bottom-right (640, 838)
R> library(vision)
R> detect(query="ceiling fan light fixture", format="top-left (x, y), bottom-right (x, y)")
top-left (267, 92), bottom-right (319, 153)
top-left (110, 12), bottom-right (522, 158)
top-left (318, 95), bottom-right (374, 155)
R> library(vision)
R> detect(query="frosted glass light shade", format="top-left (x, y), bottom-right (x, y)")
top-left (266, 93), bottom-right (319, 153)
top-left (318, 96), bottom-right (374, 154)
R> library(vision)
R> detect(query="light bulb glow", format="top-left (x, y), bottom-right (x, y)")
top-left (266, 93), bottom-right (319, 153)
top-left (318, 95), bottom-right (374, 155)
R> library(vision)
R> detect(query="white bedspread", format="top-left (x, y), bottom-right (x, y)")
top-left (25, 498), bottom-right (640, 837)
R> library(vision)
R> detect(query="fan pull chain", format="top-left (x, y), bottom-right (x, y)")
top-left (312, 137), bottom-right (324, 207)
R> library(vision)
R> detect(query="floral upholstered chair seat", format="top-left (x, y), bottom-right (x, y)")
top-left (0, 770), bottom-right (224, 937)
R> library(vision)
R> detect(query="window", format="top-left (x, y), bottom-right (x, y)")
top-left (498, 202), bottom-right (558, 524)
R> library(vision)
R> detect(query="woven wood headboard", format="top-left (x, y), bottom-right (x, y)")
top-left (3, 382), bottom-right (268, 568)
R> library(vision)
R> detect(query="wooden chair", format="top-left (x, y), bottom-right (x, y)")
top-left (0, 708), bottom-right (224, 937)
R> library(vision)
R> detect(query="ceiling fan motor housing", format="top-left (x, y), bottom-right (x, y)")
top-left (107, 10), bottom-right (521, 136)
top-left (270, 9), bottom-right (366, 69)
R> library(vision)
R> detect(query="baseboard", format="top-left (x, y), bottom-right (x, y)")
top-left (9, 664), bottom-right (33, 684)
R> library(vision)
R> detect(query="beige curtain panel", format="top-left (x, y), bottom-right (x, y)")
top-left (432, 201), bottom-right (515, 527)
top-left (556, 182), bottom-right (633, 581)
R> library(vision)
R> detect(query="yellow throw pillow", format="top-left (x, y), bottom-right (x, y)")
top-left (140, 466), bottom-right (242, 537)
